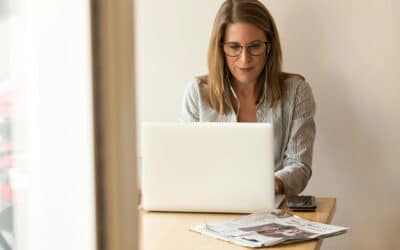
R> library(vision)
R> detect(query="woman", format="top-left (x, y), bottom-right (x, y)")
top-left (180, 0), bottom-right (316, 196)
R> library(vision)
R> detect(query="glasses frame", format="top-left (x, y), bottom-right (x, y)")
top-left (222, 41), bottom-right (270, 57)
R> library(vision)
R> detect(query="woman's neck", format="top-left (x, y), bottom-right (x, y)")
top-left (231, 80), bottom-right (257, 100)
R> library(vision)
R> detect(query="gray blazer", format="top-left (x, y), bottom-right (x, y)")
top-left (179, 75), bottom-right (316, 195)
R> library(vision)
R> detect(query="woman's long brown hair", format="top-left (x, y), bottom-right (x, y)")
top-left (202, 0), bottom-right (303, 115)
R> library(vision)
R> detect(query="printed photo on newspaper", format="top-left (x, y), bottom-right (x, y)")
top-left (191, 209), bottom-right (348, 248)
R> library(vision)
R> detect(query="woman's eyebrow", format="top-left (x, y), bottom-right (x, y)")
top-left (248, 39), bottom-right (266, 43)
top-left (224, 39), bottom-right (265, 44)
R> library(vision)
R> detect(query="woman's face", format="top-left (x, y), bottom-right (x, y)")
top-left (223, 22), bottom-right (267, 86)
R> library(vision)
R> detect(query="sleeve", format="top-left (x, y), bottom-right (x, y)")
top-left (275, 80), bottom-right (316, 195)
top-left (179, 78), bottom-right (201, 122)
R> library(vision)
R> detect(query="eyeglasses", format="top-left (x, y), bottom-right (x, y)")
top-left (223, 41), bottom-right (270, 57)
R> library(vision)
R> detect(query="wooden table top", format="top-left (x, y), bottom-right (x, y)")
top-left (139, 197), bottom-right (336, 250)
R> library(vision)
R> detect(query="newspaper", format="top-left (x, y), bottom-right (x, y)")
top-left (192, 209), bottom-right (348, 248)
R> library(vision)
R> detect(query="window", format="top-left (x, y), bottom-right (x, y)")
top-left (1, 0), bottom-right (138, 249)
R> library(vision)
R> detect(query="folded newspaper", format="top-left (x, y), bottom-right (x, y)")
top-left (191, 209), bottom-right (348, 248)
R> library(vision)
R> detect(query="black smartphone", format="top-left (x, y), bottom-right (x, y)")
top-left (286, 195), bottom-right (316, 211)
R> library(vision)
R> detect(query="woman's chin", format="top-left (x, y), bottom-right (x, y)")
top-left (232, 75), bottom-right (258, 85)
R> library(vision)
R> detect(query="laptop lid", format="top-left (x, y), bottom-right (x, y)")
top-left (141, 122), bottom-right (275, 213)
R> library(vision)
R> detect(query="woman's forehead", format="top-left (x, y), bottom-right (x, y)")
top-left (224, 22), bottom-right (266, 42)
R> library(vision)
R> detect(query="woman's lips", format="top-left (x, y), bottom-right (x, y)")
top-left (238, 67), bottom-right (254, 72)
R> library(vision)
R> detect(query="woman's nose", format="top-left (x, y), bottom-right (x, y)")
top-left (239, 48), bottom-right (251, 63)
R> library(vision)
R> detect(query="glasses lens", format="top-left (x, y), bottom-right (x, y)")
top-left (223, 43), bottom-right (242, 57)
top-left (223, 42), bottom-right (269, 57)
top-left (248, 42), bottom-right (268, 56)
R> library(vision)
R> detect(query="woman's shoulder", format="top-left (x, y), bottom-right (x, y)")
top-left (196, 74), bottom-right (209, 85)
top-left (182, 75), bottom-right (209, 103)
top-left (279, 73), bottom-right (316, 117)
top-left (281, 72), bottom-right (308, 90)
top-left (280, 72), bottom-right (314, 99)
top-left (184, 75), bottom-right (209, 94)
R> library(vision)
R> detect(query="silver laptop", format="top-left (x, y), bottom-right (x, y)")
top-left (141, 122), bottom-right (282, 213)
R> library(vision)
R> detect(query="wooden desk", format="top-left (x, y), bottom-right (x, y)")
top-left (139, 198), bottom-right (336, 250)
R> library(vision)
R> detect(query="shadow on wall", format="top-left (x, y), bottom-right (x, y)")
top-left (275, 2), bottom-right (396, 250)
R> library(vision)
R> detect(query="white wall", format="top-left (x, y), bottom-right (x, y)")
top-left (136, 1), bottom-right (400, 249)
top-left (135, 1), bottom-right (220, 123)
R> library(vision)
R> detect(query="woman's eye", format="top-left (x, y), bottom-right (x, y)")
top-left (249, 44), bottom-right (262, 49)
top-left (229, 44), bottom-right (241, 50)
